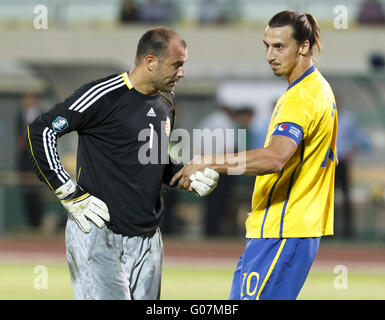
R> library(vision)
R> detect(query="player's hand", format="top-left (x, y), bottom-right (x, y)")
top-left (170, 155), bottom-right (206, 189)
top-left (55, 181), bottom-right (110, 233)
top-left (189, 168), bottom-right (219, 197)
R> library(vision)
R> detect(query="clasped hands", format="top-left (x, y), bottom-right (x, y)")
top-left (170, 155), bottom-right (220, 197)
top-left (55, 156), bottom-right (220, 234)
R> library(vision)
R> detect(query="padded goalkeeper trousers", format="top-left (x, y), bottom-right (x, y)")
top-left (65, 216), bottom-right (163, 300)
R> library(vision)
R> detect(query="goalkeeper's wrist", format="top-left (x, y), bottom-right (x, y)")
top-left (55, 180), bottom-right (76, 200)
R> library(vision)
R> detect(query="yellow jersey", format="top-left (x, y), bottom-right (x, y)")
top-left (246, 65), bottom-right (338, 238)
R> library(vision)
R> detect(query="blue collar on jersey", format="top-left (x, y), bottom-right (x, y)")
top-left (287, 65), bottom-right (316, 91)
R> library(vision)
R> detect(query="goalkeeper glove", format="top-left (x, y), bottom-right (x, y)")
top-left (55, 180), bottom-right (110, 233)
top-left (189, 168), bottom-right (219, 197)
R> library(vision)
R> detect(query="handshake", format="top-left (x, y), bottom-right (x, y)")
top-left (182, 167), bottom-right (219, 197)
top-left (170, 156), bottom-right (220, 197)
top-left (54, 165), bottom-right (219, 233)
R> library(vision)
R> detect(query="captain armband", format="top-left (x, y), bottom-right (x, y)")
top-left (271, 122), bottom-right (303, 146)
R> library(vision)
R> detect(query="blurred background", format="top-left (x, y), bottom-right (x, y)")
top-left (0, 0), bottom-right (384, 300)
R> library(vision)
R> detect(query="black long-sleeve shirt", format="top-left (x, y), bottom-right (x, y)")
top-left (26, 72), bottom-right (182, 236)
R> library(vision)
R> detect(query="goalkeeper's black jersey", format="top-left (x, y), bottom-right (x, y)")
top-left (27, 72), bottom-right (182, 236)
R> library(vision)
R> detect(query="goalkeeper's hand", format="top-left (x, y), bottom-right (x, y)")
top-left (55, 180), bottom-right (110, 233)
top-left (189, 168), bottom-right (219, 197)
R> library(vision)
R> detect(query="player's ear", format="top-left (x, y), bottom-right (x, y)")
top-left (299, 40), bottom-right (310, 56)
top-left (144, 55), bottom-right (158, 72)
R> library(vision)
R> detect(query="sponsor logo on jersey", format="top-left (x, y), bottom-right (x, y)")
top-left (146, 107), bottom-right (156, 117)
top-left (52, 116), bottom-right (69, 133)
top-left (288, 126), bottom-right (301, 138)
top-left (278, 123), bottom-right (287, 131)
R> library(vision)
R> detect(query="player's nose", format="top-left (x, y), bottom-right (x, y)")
top-left (266, 47), bottom-right (275, 63)
top-left (177, 66), bottom-right (185, 79)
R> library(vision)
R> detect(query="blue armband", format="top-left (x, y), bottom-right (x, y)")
top-left (272, 122), bottom-right (303, 146)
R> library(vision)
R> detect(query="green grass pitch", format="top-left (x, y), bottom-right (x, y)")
top-left (0, 261), bottom-right (384, 300)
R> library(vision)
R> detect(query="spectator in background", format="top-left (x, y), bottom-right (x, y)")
top-left (120, 0), bottom-right (138, 23)
top-left (369, 52), bottom-right (385, 71)
top-left (357, 0), bottom-right (385, 25)
top-left (199, 0), bottom-right (227, 25)
top-left (195, 104), bottom-right (254, 237)
top-left (137, 0), bottom-right (172, 24)
top-left (335, 95), bottom-right (371, 238)
top-left (16, 93), bottom-right (43, 230)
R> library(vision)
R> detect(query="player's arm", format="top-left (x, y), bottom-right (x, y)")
top-left (26, 82), bottom-right (105, 190)
top-left (26, 82), bottom-right (112, 232)
top-left (171, 122), bottom-right (302, 189)
top-left (213, 134), bottom-right (298, 175)
top-left (164, 158), bottom-right (219, 196)
top-left (27, 100), bottom-right (80, 191)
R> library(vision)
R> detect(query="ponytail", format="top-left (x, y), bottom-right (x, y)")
top-left (305, 13), bottom-right (322, 55)
top-left (268, 11), bottom-right (322, 57)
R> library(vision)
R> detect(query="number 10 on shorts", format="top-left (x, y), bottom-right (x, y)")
top-left (241, 272), bottom-right (260, 299)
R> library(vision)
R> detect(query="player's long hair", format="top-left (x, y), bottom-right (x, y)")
top-left (268, 11), bottom-right (321, 57)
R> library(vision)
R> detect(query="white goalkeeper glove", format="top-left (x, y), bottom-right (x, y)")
top-left (55, 180), bottom-right (110, 233)
top-left (189, 168), bottom-right (219, 197)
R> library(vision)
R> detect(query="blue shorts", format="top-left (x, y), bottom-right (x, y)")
top-left (229, 237), bottom-right (320, 300)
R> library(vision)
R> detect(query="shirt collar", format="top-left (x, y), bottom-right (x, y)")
top-left (287, 65), bottom-right (316, 91)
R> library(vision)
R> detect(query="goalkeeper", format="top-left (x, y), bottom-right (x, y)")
top-left (26, 27), bottom-right (219, 300)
